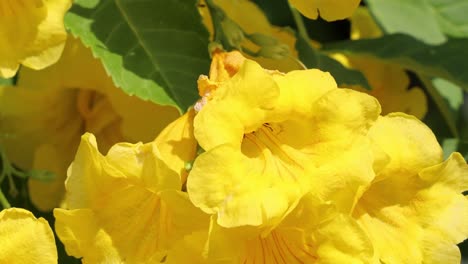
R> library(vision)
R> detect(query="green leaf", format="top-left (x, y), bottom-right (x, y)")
top-left (323, 34), bottom-right (468, 93)
top-left (0, 77), bottom-right (14, 86)
top-left (65, 0), bottom-right (211, 111)
top-left (366, 0), bottom-right (468, 44)
top-left (421, 76), bottom-right (463, 137)
top-left (296, 35), bottom-right (370, 89)
top-left (442, 138), bottom-right (459, 160)
top-left (441, 138), bottom-right (468, 161)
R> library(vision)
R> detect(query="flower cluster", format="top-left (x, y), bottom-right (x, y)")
top-left (50, 51), bottom-right (467, 263)
top-left (0, 1), bottom-right (467, 263)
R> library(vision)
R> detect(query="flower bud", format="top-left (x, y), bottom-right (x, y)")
top-left (256, 43), bottom-right (290, 60)
top-left (247, 33), bottom-right (280, 47)
top-left (221, 18), bottom-right (245, 49)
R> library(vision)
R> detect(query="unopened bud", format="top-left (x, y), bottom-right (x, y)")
top-left (247, 33), bottom-right (280, 47)
top-left (256, 43), bottom-right (290, 60)
top-left (221, 18), bottom-right (245, 49)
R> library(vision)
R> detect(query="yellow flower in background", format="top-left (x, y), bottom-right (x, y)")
top-left (188, 51), bottom-right (381, 228)
top-left (199, 0), bottom-right (302, 72)
top-left (166, 194), bottom-right (373, 263)
top-left (54, 132), bottom-right (208, 263)
top-left (0, 0), bottom-right (71, 78)
top-left (0, 36), bottom-right (180, 211)
top-left (290, 0), bottom-right (361, 21)
top-left (332, 7), bottom-right (427, 119)
top-left (0, 208), bottom-right (57, 263)
top-left (353, 113), bottom-right (468, 263)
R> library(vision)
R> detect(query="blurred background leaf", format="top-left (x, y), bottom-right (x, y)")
top-left (365, 0), bottom-right (468, 44)
top-left (323, 35), bottom-right (468, 92)
top-left (0, 77), bottom-right (15, 86)
top-left (296, 35), bottom-right (370, 89)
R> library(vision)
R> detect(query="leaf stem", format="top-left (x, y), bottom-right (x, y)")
top-left (0, 189), bottom-right (10, 209)
top-left (289, 4), bottom-right (310, 41)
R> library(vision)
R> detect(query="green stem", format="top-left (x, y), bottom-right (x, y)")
top-left (0, 146), bottom-right (19, 199)
top-left (0, 189), bottom-right (11, 209)
top-left (204, 0), bottom-right (225, 43)
top-left (289, 5), bottom-right (310, 41)
top-left (7, 173), bottom-right (17, 198)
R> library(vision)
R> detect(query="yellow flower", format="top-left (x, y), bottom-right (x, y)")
top-left (0, 0), bottom-right (71, 78)
top-left (54, 131), bottom-right (208, 263)
top-left (289, 0), bottom-right (361, 21)
top-left (188, 51), bottom-right (381, 228)
top-left (0, 36), bottom-right (180, 211)
top-left (0, 208), bottom-right (57, 263)
top-left (155, 109), bottom-right (198, 185)
top-left (353, 113), bottom-right (468, 263)
top-left (200, 0), bottom-right (301, 72)
top-left (166, 194), bottom-right (373, 263)
top-left (331, 7), bottom-right (427, 119)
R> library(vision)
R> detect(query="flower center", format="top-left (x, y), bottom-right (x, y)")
top-left (76, 89), bottom-right (123, 151)
top-left (242, 230), bottom-right (318, 263)
top-left (241, 122), bottom-right (305, 182)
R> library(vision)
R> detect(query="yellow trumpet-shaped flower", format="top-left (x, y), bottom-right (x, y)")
top-left (353, 113), bottom-right (468, 263)
top-left (166, 194), bottom-right (373, 263)
top-left (0, 37), bottom-right (180, 211)
top-left (332, 7), bottom-right (427, 119)
top-left (0, 0), bottom-right (71, 78)
top-left (0, 208), bottom-right (57, 264)
top-left (188, 51), bottom-right (381, 228)
top-left (54, 131), bottom-right (207, 263)
top-left (290, 0), bottom-right (361, 21)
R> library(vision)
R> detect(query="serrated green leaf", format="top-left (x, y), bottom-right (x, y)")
top-left (323, 34), bottom-right (468, 93)
top-left (366, 0), bottom-right (468, 44)
top-left (296, 35), bottom-right (370, 89)
top-left (65, 0), bottom-right (211, 111)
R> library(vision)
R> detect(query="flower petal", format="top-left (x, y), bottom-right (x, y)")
top-left (56, 133), bottom-right (209, 263)
top-left (0, 0), bottom-right (71, 77)
top-left (155, 109), bottom-right (197, 184)
top-left (0, 208), bottom-right (57, 263)
top-left (368, 113), bottom-right (443, 181)
top-left (353, 150), bottom-right (468, 263)
top-left (194, 60), bottom-right (280, 150)
top-left (188, 144), bottom-right (295, 227)
top-left (201, 194), bottom-right (373, 263)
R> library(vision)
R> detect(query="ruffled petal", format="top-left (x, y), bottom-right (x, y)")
top-left (354, 120), bottom-right (467, 263)
top-left (56, 133), bottom-right (209, 263)
top-left (194, 60), bottom-right (280, 150)
top-left (188, 144), bottom-right (296, 227)
top-left (0, 208), bottom-right (57, 263)
top-left (202, 194), bottom-right (373, 263)
top-left (368, 113), bottom-right (443, 181)
top-left (155, 109), bottom-right (197, 184)
top-left (0, 0), bottom-right (71, 77)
